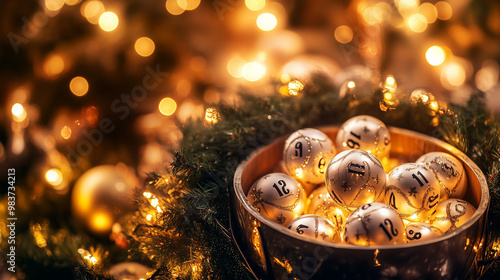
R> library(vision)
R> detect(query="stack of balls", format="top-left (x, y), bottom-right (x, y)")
top-left (246, 115), bottom-right (476, 246)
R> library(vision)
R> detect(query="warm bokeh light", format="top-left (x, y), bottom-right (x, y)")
top-left (65, 0), bottom-right (82, 5)
top-left (166, 0), bottom-right (185, 15)
top-left (435, 1), bottom-right (452, 20)
top-left (287, 80), bottom-right (304, 96)
top-left (397, 0), bottom-right (420, 18)
top-left (476, 60), bottom-right (499, 92)
top-left (43, 54), bottom-right (65, 77)
top-left (442, 62), bottom-right (466, 88)
top-left (334, 25), bottom-right (354, 44)
top-left (426, 46), bottom-right (446, 66)
top-left (347, 81), bottom-right (356, 89)
top-left (99, 11), bottom-right (119, 32)
top-left (45, 168), bottom-right (63, 186)
top-left (204, 107), bottom-right (220, 124)
top-left (61, 125), bottom-right (72, 139)
top-left (408, 13), bottom-right (428, 33)
top-left (227, 56), bottom-right (247, 78)
top-left (45, 0), bottom-right (65, 12)
top-left (135, 37), bottom-right (155, 57)
top-left (362, 2), bottom-right (392, 25)
top-left (419, 2), bottom-right (438, 23)
top-left (70, 76), bottom-right (89, 96)
top-left (242, 62), bottom-right (266, 82)
top-left (90, 211), bottom-right (113, 233)
top-left (146, 214), bottom-right (153, 221)
top-left (159, 97), bottom-right (177, 116)
top-left (257, 13), bottom-right (277, 31)
top-left (246, 0), bottom-right (266, 11)
top-left (178, 0), bottom-right (201, 11)
top-left (81, 1), bottom-right (105, 24)
top-left (12, 103), bottom-right (28, 122)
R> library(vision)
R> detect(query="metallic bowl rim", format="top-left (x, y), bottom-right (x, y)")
top-left (233, 126), bottom-right (490, 250)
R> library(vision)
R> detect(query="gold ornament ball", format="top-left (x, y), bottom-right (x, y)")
top-left (405, 222), bottom-right (443, 243)
top-left (325, 149), bottom-right (387, 212)
top-left (71, 164), bottom-right (139, 235)
top-left (283, 128), bottom-right (336, 185)
top-left (384, 163), bottom-right (440, 221)
top-left (344, 202), bottom-right (405, 245)
top-left (430, 198), bottom-right (476, 234)
top-left (247, 173), bottom-right (306, 225)
top-left (287, 214), bottom-right (339, 242)
top-left (305, 185), bottom-right (349, 229)
top-left (416, 152), bottom-right (467, 200)
top-left (335, 115), bottom-right (391, 160)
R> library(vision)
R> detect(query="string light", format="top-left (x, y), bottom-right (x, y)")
top-left (426, 46), bottom-right (446, 66)
top-left (159, 97), bottom-right (177, 116)
top-left (256, 13), bottom-right (277, 31)
top-left (135, 37), bottom-right (155, 57)
top-left (61, 125), bottom-right (72, 139)
top-left (204, 107), bottom-right (220, 124)
top-left (69, 76), bottom-right (89, 96)
top-left (143, 192), bottom-right (163, 213)
top-left (287, 80), bottom-right (304, 96)
top-left (246, 0), bottom-right (266, 11)
top-left (99, 11), bottom-right (119, 32)
top-left (45, 168), bottom-right (63, 186)
top-left (32, 223), bottom-right (48, 248)
top-left (12, 103), bottom-right (27, 123)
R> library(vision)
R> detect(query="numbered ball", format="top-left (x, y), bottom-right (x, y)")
top-left (416, 152), bottom-right (467, 200)
top-left (384, 163), bottom-right (440, 221)
top-left (405, 222), bottom-right (443, 243)
top-left (283, 128), bottom-right (336, 185)
top-left (335, 115), bottom-right (391, 160)
top-left (305, 185), bottom-right (349, 229)
top-left (287, 214), bottom-right (339, 242)
top-left (247, 173), bottom-right (306, 225)
top-left (344, 202), bottom-right (405, 245)
top-left (325, 150), bottom-right (387, 212)
top-left (430, 198), bottom-right (476, 234)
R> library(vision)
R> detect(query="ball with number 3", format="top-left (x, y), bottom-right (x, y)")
top-left (247, 173), bottom-right (306, 225)
top-left (283, 128), bottom-right (336, 185)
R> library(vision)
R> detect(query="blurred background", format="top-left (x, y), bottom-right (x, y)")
top-left (1, 0), bottom-right (500, 279)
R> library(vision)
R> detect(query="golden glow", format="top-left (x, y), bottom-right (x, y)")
top-left (257, 13), bottom-right (277, 31)
top-left (281, 73), bottom-right (290, 83)
top-left (45, 168), bottom-right (63, 186)
top-left (43, 54), bottom-right (65, 77)
top-left (61, 125), bottom-right (72, 139)
top-left (419, 3), bottom-right (437, 23)
top-left (81, 1), bottom-right (105, 24)
top-left (166, 0), bottom-right (186, 15)
top-left (90, 211), bottom-right (113, 233)
top-left (65, 0), bottom-right (81, 5)
top-left (143, 191), bottom-right (152, 199)
top-left (246, 0), bottom-right (266, 11)
top-left (177, 0), bottom-right (201, 11)
top-left (242, 62), bottom-right (266, 82)
top-left (288, 80), bottom-right (304, 96)
top-left (386, 76), bottom-right (395, 86)
top-left (12, 103), bottom-right (25, 117)
top-left (362, 2), bottom-right (392, 25)
top-left (294, 168), bottom-right (304, 179)
top-left (150, 198), bottom-right (159, 207)
top-left (99, 11), bottom-right (119, 32)
top-left (443, 62), bottom-right (466, 87)
top-left (397, 0), bottom-right (419, 18)
top-left (334, 25), bottom-right (354, 44)
top-left (204, 107), bottom-right (220, 124)
top-left (227, 56), bottom-right (247, 78)
top-left (146, 214), bottom-right (153, 221)
top-left (45, 0), bottom-right (64, 11)
top-left (347, 81), bottom-right (356, 89)
top-left (408, 13), bottom-right (428, 33)
top-left (159, 97), bottom-right (177, 116)
top-left (32, 224), bottom-right (47, 248)
top-left (435, 1), bottom-right (452, 20)
top-left (476, 61), bottom-right (499, 92)
top-left (70, 76), bottom-right (89, 96)
top-left (135, 37), bottom-right (155, 57)
top-left (426, 46), bottom-right (446, 66)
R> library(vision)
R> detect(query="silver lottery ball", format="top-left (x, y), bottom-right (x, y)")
top-left (416, 152), bottom-right (467, 200)
top-left (405, 222), bottom-right (443, 243)
top-left (283, 128), bottom-right (336, 185)
top-left (247, 173), bottom-right (306, 225)
top-left (287, 214), bottom-right (339, 242)
top-left (344, 202), bottom-right (405, 245)
top-left (325, 149), bottom-right (387, 212)
top-left (335, 115), bottom-right (391, 160)
top-left (384, 163), bottom-right (441, 221)
top-left (305, 185), bottom-right (349, 229)
top-left (430, 198), bottom-right (476, 234)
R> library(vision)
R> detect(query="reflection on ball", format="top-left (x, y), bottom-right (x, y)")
top-left (287, 214), bottom-right (339, 242)
top-left (305, 185), bottom-right (348, 229)
top-left (247, 173), bottom-right (306, 225)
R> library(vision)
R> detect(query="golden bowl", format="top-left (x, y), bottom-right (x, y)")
top-left (231, 127), bottom-right (489, 280)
